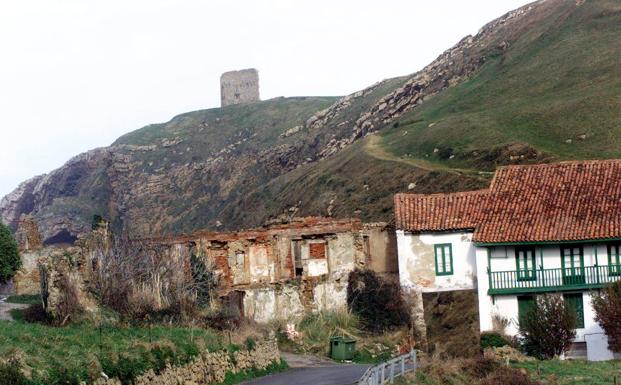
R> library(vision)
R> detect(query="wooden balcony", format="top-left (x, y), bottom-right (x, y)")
top-left (488, 265), bottom-right (621, 295)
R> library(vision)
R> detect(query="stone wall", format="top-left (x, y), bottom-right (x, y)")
top-left (13, 215), bottom-right (44, 295)
top-left (145, 217), bottom-right (397, 322)
top-left (220, 68), bottom-right (260, 107)
top-left (94, 339), bottom-right (280, 385)
top-left (14, 216), bottom-right (399, 324)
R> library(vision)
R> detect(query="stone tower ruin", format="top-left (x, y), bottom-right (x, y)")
top-left (220, 68), bottom-right (260, 107)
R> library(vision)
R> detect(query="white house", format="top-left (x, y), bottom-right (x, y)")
top-left (395, 160), bottom-right (621, 361)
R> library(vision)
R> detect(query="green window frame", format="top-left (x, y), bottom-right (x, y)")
top-left (561, 245), bottom-right (585, 285)
top-left (517, 295), bottom-right (535, 327)
top-left (564, 293), bottom-right (585, 329)
top-left (608, 244), bottom-right (621, 276)
top-left (434, 243), bottom-right (453, 276)
top-left (515, 246), bottom-right (537, 281)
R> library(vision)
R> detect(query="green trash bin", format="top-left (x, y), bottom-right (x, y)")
top-left (330, 336), bottom-right (356, 360)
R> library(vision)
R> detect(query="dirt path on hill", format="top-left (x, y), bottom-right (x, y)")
top-left (364, 133), bottom-right (488, 178)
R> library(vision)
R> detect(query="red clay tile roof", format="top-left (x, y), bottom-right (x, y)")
top-left (395, 160), bottom-right (621, 244)
top-left (394, 190), bottom-right (488, 232)
top-left (475, 160), bottom-right (621, 243)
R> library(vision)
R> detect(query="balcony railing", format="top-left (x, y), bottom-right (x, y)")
top-left (488, 265), bottom-right (621, 295)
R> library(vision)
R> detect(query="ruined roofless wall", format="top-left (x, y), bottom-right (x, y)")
top-left (220, 68), bottom-right (260, 107)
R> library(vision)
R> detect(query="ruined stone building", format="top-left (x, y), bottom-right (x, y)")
top-left (140, 217), bottom-right (397, 322)
top-left (220, 68), bottom-right (260, 107)
top-left (12, 216), bottom-right (398, 323)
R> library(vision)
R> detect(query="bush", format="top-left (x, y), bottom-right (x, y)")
top-left (245, 336), bottom-right (257, 351)
top-left (21, 303), bottom-right (53, 324)
top-left (204, 308), bottom-right (242, 330)
top-left (347, 269), bottom-right (410, 332)
top-left (518, 294), bottom-right (576, 359)
top-left (462, 356), bottom-right (499, 378)
top-left (479, 367), bottom-right (540, 385)
top-left (0, 222), bottom-right (20, 284)
top-left (480, 331), bottom-right (510, 350)
top-left (0, 361), bottom-right (28, 385)
top-left (592, 280), bottom-right (621, 352)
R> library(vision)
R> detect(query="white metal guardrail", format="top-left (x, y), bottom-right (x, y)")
top-left (356, 350), bottom-right (417, 385)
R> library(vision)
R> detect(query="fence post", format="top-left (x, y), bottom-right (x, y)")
top-left (390, 361), bottom-right (395, 383)
top-left (381, 364), bottom-right (385, 384)
top-left (401, 355), bottom-right (405, 376)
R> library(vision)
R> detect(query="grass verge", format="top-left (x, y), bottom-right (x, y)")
top-left (5, 295), bottom-right (41, 305)
top-left (395, 356), bottom-right (621, 385)
top-left (0, 318), bottom-right (221, 385)
top-left (276, 310), bottom-right (409, 364)
top-left (216, 359), bottom-right (289, 385)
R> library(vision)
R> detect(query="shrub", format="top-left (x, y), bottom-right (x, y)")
top-left (592, 280), bottom-right (621, 352)
top-left (518, 294), bottom-right (576, 359)
top-left (347, 269), bottom-right (410, 332)
top-left (0, 360), bottom-right (28, 385)
top-left (462, 356), bottom-right (499, 378)
top-left (480, 331), bottom-right (510, 350)
top-left (204, 308), bottom-right (242, 330)
top-left (0, 222), bottom-right (20, 284)
top-left (21, 303), bottom-right (53, 324)
top-left (245, 336), bottom-right (257, 351)
top-left (479, 367), bottom-right (540, 385)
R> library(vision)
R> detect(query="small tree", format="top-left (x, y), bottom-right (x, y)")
top-left (347, 269), bottom-right (410, 332)
top-left (519, 294), bottom-right (576, 359)
top-left (592, 281), bottom-right (621, 352)
top-left (0, 223), bottom-right (20, 284)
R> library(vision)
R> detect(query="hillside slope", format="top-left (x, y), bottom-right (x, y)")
top-left (378, 0), bottom-right (621, 170)
top-left (2, 0), bottom-right (620, 243)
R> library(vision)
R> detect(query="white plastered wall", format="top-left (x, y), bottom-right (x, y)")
top-left (397, 230), bottom-right (477, 292)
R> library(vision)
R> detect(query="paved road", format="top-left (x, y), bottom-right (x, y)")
top-left (241, 364), bottom-right (371, 385)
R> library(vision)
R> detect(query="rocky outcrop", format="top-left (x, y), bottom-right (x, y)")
top-left (317, 2), bottom-right (538, 158)
top-left (0, 0), bottom-right (563, 243)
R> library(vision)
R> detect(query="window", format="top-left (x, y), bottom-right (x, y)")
top-left (515, 247), bottom-right (536, 281)
top-left (561, 245), bottom-right (585, 285)
top-left (291, 240), bottom-right (303, 277)
top-left (608, 244), bottom-right (621, 276)
top-left (564, 293), bottom-right (585, 329)
top-left (434, 243), bottom-right (453, 276)
top-left (517, 295), bottom-right (535, 327)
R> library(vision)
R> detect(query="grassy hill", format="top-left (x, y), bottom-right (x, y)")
top-left (380, 0), bottom-right (621, 170)
top-left (2, 0), bottom-right (621, 242)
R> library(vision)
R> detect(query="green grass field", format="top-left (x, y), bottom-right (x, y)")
top-left (396, 359), bottom-right (621, 385)
top-left (5, 294), bottom-right (41, 305)
top-left (381, 0), bottom-right (621, 170)
top-left (0, 318), bottom-right (222, 385)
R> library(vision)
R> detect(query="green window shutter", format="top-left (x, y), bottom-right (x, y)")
top-left (515, 247), bottom-right (536, 281)
top-left (434, 243), bottom-right (453, 276)
top-left (517, 295), bottom-right (535, 327)
top-left (564, 293), bottom-right (585, 329)
top-left (608, 244), bottom-right (621, 276)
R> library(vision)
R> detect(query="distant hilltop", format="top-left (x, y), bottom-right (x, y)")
top-left (220, 68), bottom-right (260, 107)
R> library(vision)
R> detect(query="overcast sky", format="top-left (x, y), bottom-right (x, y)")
top-left (0, 0), bottom-right (533, 197)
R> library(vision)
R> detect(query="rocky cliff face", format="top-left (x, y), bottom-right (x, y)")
top-left (0, 0), bottom-right (567, 244)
